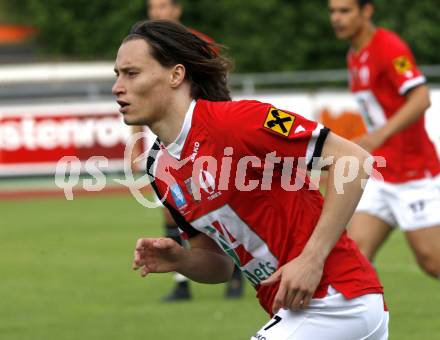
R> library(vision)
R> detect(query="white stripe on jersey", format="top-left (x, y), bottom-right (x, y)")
top-left (305, 123), bottom-right (325, 166)
top-left (399, 75), bottom-right (426, 95)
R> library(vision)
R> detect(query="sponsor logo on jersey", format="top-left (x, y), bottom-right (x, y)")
top-left (170, 183), bottom-right (187, 208)
top-left (264, 107), bottom-right (295, 137)
top-left (199, 170), bottom-right (216, 194)
top-left (190, 142), bottom-right (200, 162)
top-left (202, 225), bottom-right (277, 286)
top-left (184, 177), bottom-right (200, 202)
top-left (294, 124), bottom-right (306, 134)
top-left (242, 261), bottom-right (276, 286)
top-left (198, 170), bottom-right (222, 200)
top-left (393, 56), bottom-right (412, 74)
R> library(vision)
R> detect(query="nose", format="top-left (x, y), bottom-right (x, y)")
top-left (112, 76), bottom-right (125, 96)
top-left (330, 11), bottom-right (341, 25)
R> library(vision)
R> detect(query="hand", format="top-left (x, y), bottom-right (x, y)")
top-left (132, 238), bottom-right (184, 277)
top-left (352, 129), bottom-right (387, 153)
top-left (261, 253), bottom-right (324, 314)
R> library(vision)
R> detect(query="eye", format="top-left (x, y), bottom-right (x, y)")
top-left (128, 71), bottom-right (139, 77)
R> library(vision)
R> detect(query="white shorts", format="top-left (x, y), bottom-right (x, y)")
top-left (356, 175), bottom-right (440, 231)
top-left (251, 286), bottom-right (388, 340)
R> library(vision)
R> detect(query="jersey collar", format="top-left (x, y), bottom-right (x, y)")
top-left (166, 99), bottom-right (196, 159)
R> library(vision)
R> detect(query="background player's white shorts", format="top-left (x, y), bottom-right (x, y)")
top-left (251, 286), bottom-right (388, 340)
top-left (356, 175), bottom-right (440, 231)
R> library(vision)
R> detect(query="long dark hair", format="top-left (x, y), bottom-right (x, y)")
top-left (358, 0), bottom-right (373, 7)
top-left (124, 20), bottom-right (232, 101)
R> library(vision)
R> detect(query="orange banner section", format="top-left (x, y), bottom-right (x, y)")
top-left (0, 25), bottom-right (37, 44)
top-left (319, 108), bottom-right (367, 140)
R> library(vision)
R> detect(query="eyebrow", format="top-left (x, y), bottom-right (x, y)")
top-left (114, 66), bottom-right (140, 74)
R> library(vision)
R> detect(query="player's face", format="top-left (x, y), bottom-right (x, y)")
top-left (112, 39), bottom-right (173, 126)
top-left (148, 0), bottom-right (181, 21)
top-left (329, 0), bottom-right (365, 40)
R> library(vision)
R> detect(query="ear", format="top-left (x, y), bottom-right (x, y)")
top-left (169, 64), bottom-right (186, 88)
top-left (174, 4), bottom-right (183, 20)
top-left (362, 3), bottom-right (374, 20)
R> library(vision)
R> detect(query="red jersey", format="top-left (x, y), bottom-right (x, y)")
top-left (148, 99), bottom-right (383, 315)
top-left (348, 28), bottom-right (440, 183)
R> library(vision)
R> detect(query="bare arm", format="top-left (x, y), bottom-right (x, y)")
top-left (133, 233), bottom-right (234, 284)
top-left (301, 133), bottom-right (370, 260)
top-left (357, 85), bottom-right (431, 152)
top-left (262, 132), bottom-right (371, 313)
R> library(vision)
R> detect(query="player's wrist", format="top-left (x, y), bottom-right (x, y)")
top-left (300, 246), bottom-right (327, 267)
top-left (171, 245), bottom-right (187, 272)
top-left (377, 125), bottom-right (393, 142)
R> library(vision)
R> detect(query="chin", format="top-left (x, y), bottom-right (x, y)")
top-left (335, 32), bottom-right (349, 40)
top-left (124, 114), bottom-right (149, 127)
top-left (122, 115), bottom-right (137, 126)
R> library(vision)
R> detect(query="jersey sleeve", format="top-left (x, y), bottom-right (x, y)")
top-left (224, 100), bottom-right (329, 169)
top-left (380, 34), bottom-right (426, 95)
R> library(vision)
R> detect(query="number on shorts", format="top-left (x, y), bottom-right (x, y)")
top-left (263, 315), bottom-right (282, 331)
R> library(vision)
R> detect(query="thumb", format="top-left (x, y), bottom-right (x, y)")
top-left (260, 268), bottom-right (282, 286)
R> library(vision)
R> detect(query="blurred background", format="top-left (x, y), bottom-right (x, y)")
top-left (1, 0), bottom-right (439, 339)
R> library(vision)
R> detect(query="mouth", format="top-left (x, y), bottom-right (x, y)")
top-left (117, 100), bottom-right (130, 114)
top-left (333, 26), bottom-right (346, 34)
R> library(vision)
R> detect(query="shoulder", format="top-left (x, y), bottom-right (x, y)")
top-left (375, 28), bottom-right (412, 53)
top-left (194, 99), bottom-right (273, 148)
top-left (195, 99), bottom-right (271, 125)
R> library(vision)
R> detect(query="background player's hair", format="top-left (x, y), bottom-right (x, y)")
top-left (125, 20), bottom-right (232, 101)
top-left (357, 0), bottom-right (373, 7)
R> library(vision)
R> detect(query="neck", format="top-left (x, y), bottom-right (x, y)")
top-left (149, 93), bottom-right (193, 146)
top-left (351, 22), bottom-right (375, 51)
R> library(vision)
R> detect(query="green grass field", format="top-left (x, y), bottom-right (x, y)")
top-left (1, 194), bottom-right (439, 340)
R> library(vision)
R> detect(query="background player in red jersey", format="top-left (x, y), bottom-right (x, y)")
top-left (329, 0), bottom-right (440, 279)
top-left (114, 20), bottom-right (388, 339)
top-left (130, 0), bottom-right (243, 301)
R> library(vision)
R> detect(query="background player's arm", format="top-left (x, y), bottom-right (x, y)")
top-left (262, 132), bottom-right (370, 313)
top-left (378, 84), bottom-right (430, 140)
top-left (133, 233), bottom-right (234, 284)
top-left (357, 85), bottom-right (431, 152)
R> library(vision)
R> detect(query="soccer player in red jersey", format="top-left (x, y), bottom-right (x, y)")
top-left (329, 0), bottom-right (440, 279)
top-left (131, 0), bottom-right (243, 301)
top-left (114, 20), bottom-right (389, 339)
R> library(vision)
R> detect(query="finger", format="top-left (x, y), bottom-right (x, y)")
top-left (140, 265), bottom-right (151, 277)
top-left (272, 282), bottom-right (287, 315)
top-left (133, 246), bottom-right (144, 270)
top-left (132, 250), bottom-right (142, 270)
top-left (135, 238), bottom-right (153, 251)
top-left (152, 238), bottom-right (177, 250)
top-left (261, 269), bottom-right (282, 286)
top-left (133, 238), bottom-right (156, 269)
top-left (284, 287), bottom-right (298, 310)
top-left (301, 293), bottom-right (313, 309)
top-left (291, 290), bottom-right (307, 311)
